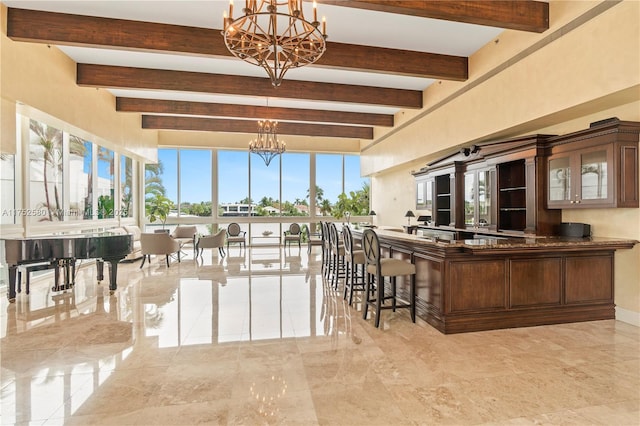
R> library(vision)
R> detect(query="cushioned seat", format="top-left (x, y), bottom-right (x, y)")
top-left (171, 225), bottom-right (197, 255)
top-left (196, 229), bottom-right (226, 258)
top-left (139, 232), bottom-right (181, 268)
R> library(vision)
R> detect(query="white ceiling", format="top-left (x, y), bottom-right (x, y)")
top-left (3, 0), bottom-right (505, 120)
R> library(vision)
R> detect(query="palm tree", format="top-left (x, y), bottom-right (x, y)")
top-left (306, 185), bottom-right (324, 206)
top-left (30, 120), bottom-right (63, 221)
top-left (145, 162), bottom-right (166, 199)
top-left (320, 199), bottom-right (332, 216)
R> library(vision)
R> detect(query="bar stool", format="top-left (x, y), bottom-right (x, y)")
top-left (342, 225), bottom-right (366, 306)
top-left (362, 229), bottom-right (416, 328)
top-left (328, 222), bottom-right (346, 289)
top-left (320, 221), bottom-right (330, 279)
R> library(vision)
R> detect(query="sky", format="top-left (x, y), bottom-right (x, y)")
top-left (155, 149), bottom-right (367, 205)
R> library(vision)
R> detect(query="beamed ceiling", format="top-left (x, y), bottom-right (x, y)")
top-left (4, 0), bottom-right (549, 140)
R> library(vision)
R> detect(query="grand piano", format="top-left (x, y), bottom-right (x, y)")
top-left (3, 232), bottom-right (133, 302)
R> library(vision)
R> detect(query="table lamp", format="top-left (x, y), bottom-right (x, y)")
top-left (405, 210), bottom-right (415, 226)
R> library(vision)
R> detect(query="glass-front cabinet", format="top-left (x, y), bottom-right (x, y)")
top-left (547, 144), bottom-right (614, 208)
top-left (546, 119), bottom-right (639, 209)
top-left (464, 167), bottom-right (493, 229)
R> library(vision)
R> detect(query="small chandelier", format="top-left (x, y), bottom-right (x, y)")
top-left (249, 120), bottom-right (286, 166)
top-left (223, 0), bottom-right (328, 87)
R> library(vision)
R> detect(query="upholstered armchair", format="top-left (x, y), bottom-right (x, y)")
top-left (196, 229), bottom-right (226, 258)
top-left (139, 232), bottom-right (181, 268)
top-left (171, 225), bottom-right (198, 255)
top-left (226, 222), bottom-right (246, 250)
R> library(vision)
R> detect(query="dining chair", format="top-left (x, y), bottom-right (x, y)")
top-left (283, 223), bottom-right (302, 249)
top-left (226, 222), bottom-right (246, 250)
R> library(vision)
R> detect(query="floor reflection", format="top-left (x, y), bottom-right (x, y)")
top-left (1, 246), bottom-right (639, 425)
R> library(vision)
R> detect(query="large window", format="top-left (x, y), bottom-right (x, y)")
top-left (316, 154), bottom-right (369, 217)
top-left (96, 146), bottom-right (115, 219)
top-left (179, 149), bottom-right (211, 217)
top-left (68, 137), bottom-right (92, 220)
top-left (29, 119), bottom-right (63, 222)
top-left (151, 148), bottom-right (368, 223)
top-left (281, 153), bottom-right (310, 216)
top-left (120, 155), bottom-right (133, 218)
top-left (251, 153), bottom-right (280, 215)
top-left (1, 154), bottom-right (15, 224)
top-left (218, 151), bottom-right (249, 216)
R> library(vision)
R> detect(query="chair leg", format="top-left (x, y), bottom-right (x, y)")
top-left (343, 261), bottom-right (350, 300)
top-left (392, 276), bottom-right (397, 312)
top-left (375, 273), bottom-right (383, 328)
top-left (166, 255), bottom-right (170, 267)
top-left (363, 272), bottom-right (371, 320)
top-left (410, 274), bottom-right (416, 323)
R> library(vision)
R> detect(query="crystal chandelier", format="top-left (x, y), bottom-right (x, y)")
top-left (249, 119), bottom-right (286, 166)
top-left (222, 0), bottom-right (328, 87)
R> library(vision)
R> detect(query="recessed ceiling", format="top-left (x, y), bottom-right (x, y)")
top-left (3, 0), bottom-right (549, 139)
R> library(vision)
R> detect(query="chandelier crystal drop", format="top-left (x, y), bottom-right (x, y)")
top-left (223, 0), bottom-right (328, 87)
top-left (249, 119), bottom-right (286, 166)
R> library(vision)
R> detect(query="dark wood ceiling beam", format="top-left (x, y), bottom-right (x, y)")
top-left (318, 42), bottom-right (467, 81)
top-left (317, 0), bottom-right (549, 33)
top-left (117, 98), bottom-right (394, 127)
top-left (7, 7), bottom-right (466, 80)
top-left (78, 64), bottom-right (423, 109)
top-left (142, 115), bottom-right (373, 139)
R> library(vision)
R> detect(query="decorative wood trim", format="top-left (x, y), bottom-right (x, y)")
top-left (142, 115), bottom-right (374, 139)
top-left (117, 97), bottom-right (394, 127)
top-left (77, 64), bottom-right (423, 109)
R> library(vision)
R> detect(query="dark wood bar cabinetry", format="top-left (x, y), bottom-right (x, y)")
top-left (351, 228), bottom-right (637, 334)
top-left (413, 119), bottom-right (640, 236)
top-left (400, 119), bottom-right (640, 333)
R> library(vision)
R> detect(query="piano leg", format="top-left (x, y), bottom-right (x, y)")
top-left (103, 257), bottom-right (125, 294)
top-left (7, 265), bottom-right (17, 302)
top-left (96, 260), bottom-right (105, 281)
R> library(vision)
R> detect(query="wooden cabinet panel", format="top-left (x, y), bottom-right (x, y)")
top-left (565, 255), bottom-right (613, 304)
top-left (620, 144), bottom-right (639, 207)
top-left (414, 254), bottom-right (443, 311)
top-left (448, 260), bottom-right (506, 312)
top-left (510, 258), bottom-right (561, 307)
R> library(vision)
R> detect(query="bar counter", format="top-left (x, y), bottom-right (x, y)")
top-left (350, 226), bottom-right (637, 334)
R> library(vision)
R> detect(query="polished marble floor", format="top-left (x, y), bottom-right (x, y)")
top-left (1, 246), bottom-right (639, 425)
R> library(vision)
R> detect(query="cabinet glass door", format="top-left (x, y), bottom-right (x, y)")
top-left (416, 180), bottom-right (426, 208)
top-left (549, 156), bottom-right (571, 202)
top-left (580, 150), bottom-right (608, 200)
top-left (477, 170), bottom-right (491, 226)
top-left (464, 173), bottom-right (475, 225)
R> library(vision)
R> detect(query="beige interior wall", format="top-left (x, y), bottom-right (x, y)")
top-left (0, 5), bottom-right (157, 162)
top-left (367, 1), bottom-right (640, 318)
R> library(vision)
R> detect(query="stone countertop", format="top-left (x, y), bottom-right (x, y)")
top-left (349, 226), bottom-right (638, 251)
